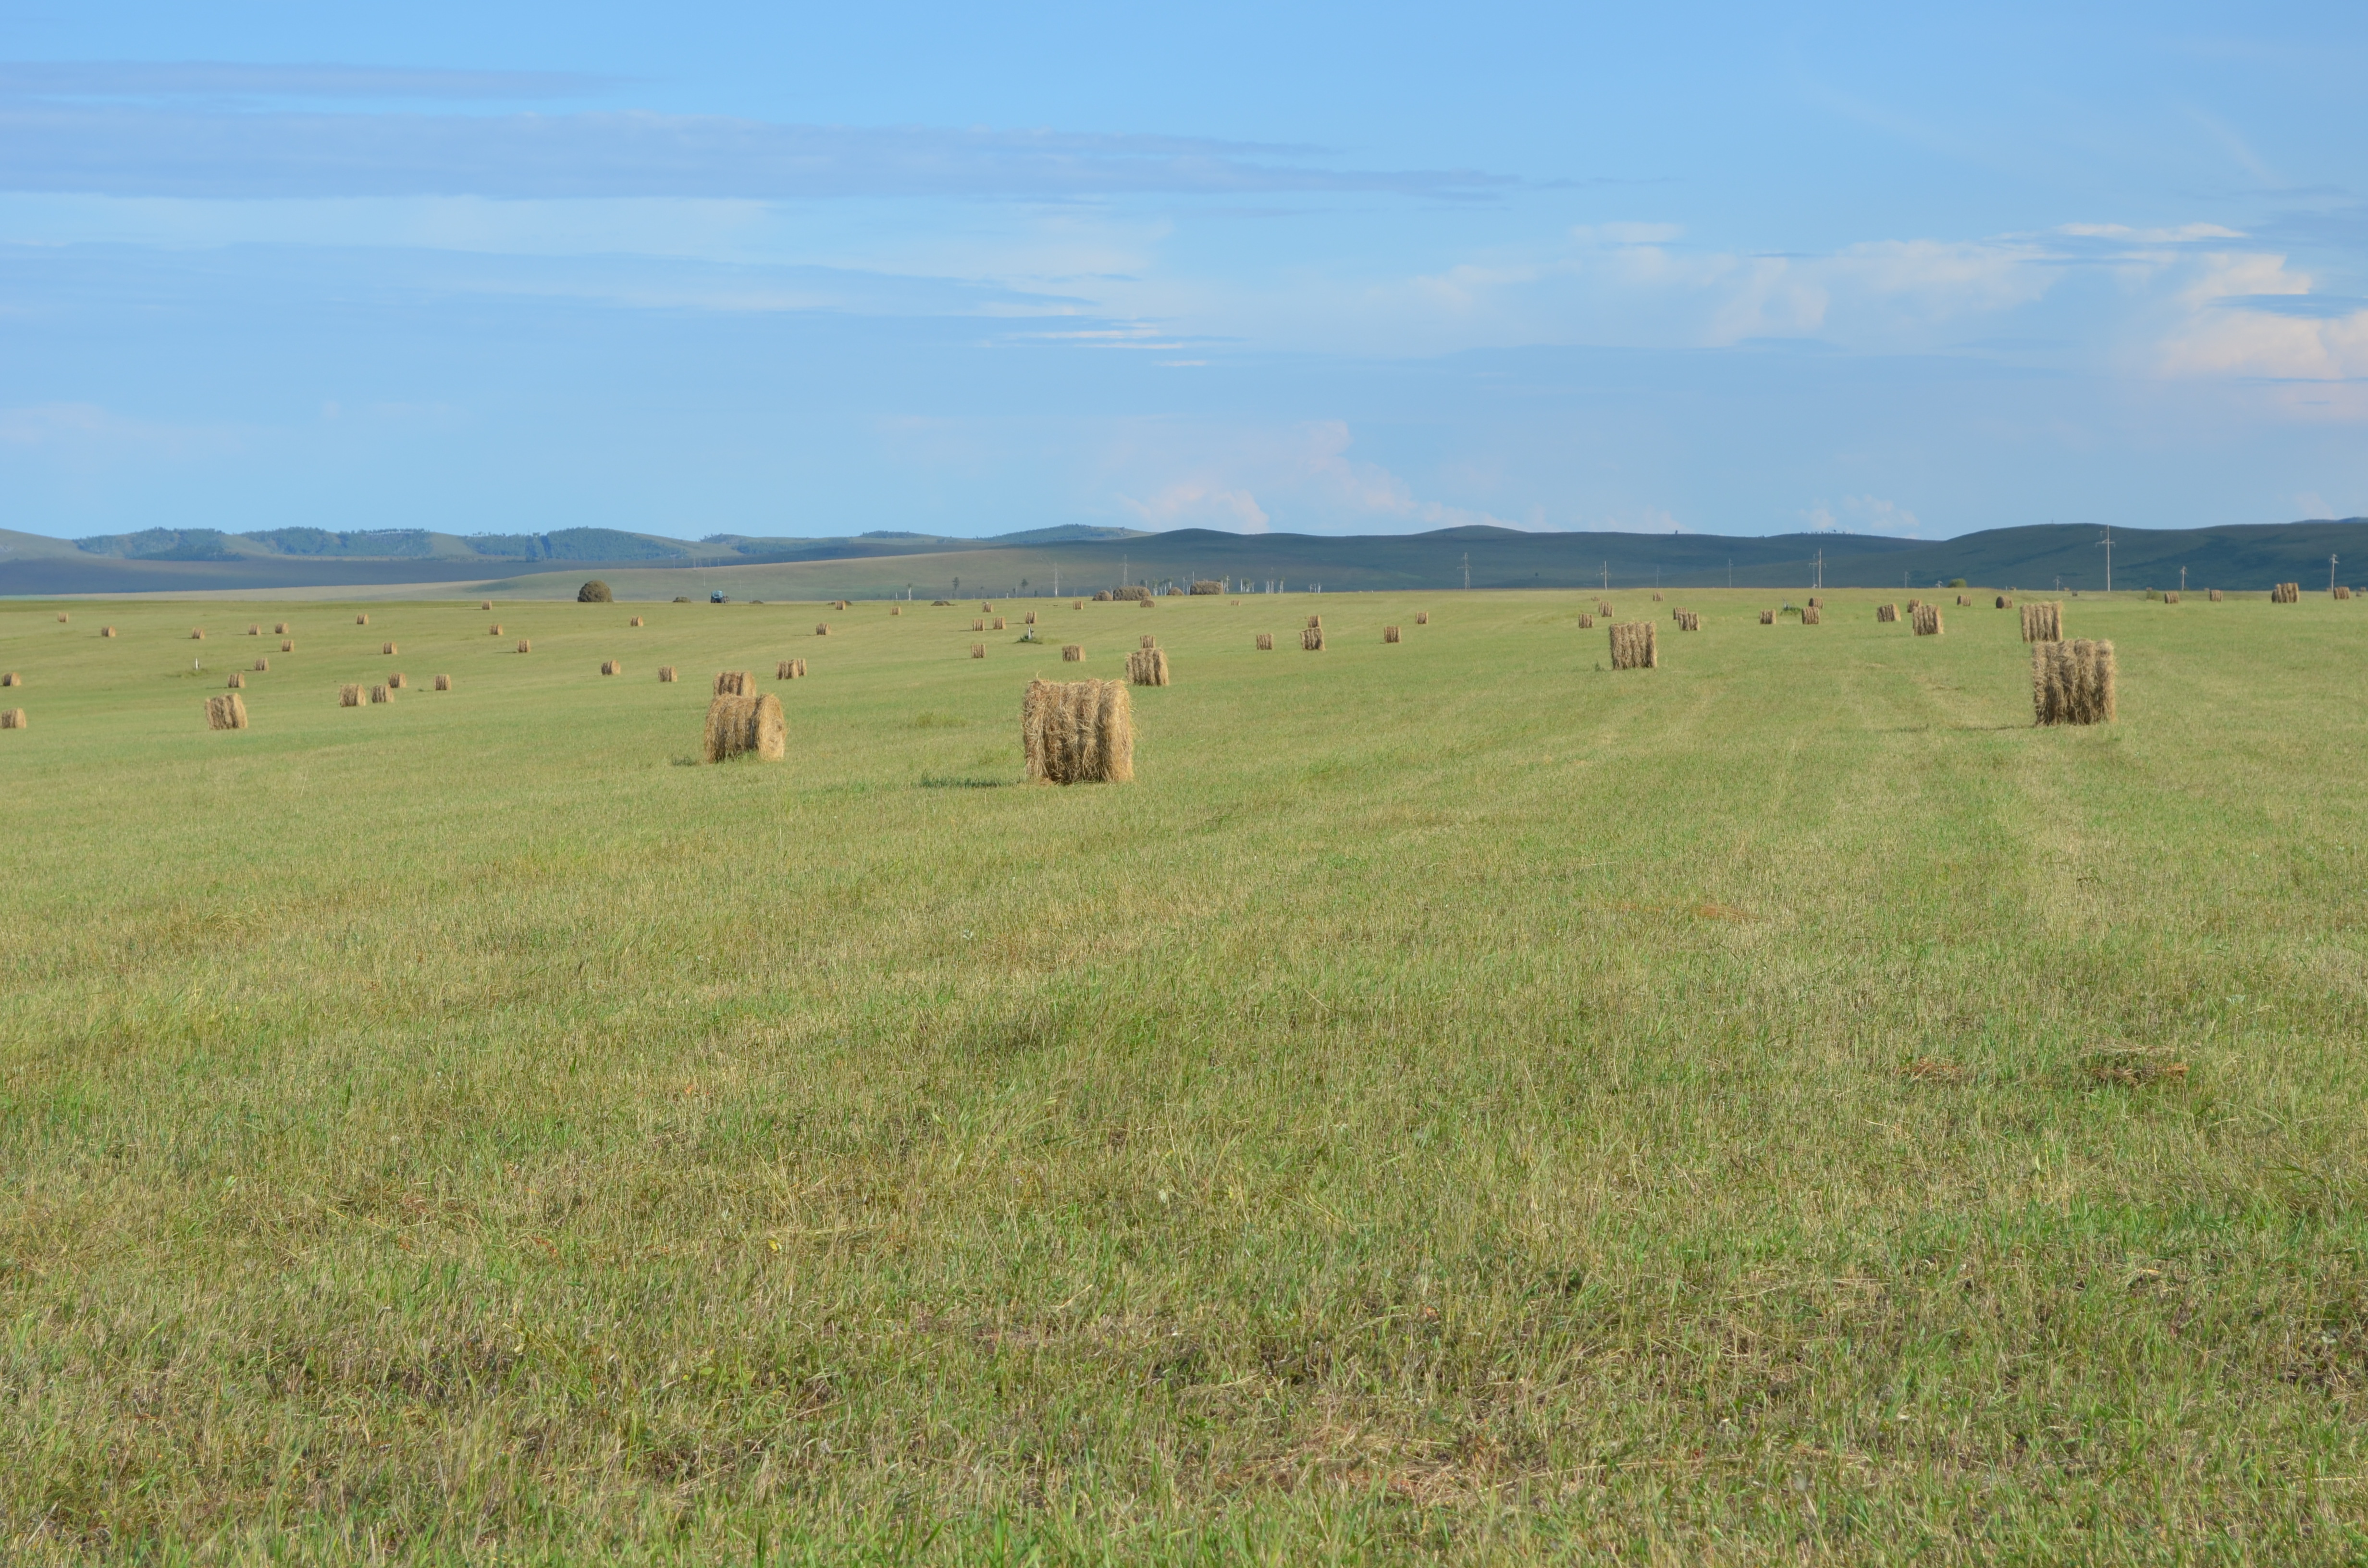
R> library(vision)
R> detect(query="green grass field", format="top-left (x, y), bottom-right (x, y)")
top-left (4, 588), bottom-right (2366, 1564)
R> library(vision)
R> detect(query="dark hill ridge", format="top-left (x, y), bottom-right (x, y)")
top-left (4, 519), bottom-right (2363, 597)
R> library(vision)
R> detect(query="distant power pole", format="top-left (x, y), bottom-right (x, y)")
top-left (1814, 550), bottom-right (1824, 590)
top-left (1728, 557), bottom-right (1733, 589)
top-left (1601, 561), bottom-right (1609, 591)
top-left (1462, 552), bottom-right (1470, 591)
top-left (2097, 526), bottom-right (2112, 594)
top-left (2331, 553), bottom-right (2341, 593)
top-left (2179, 565), bottom-right (2185, 594)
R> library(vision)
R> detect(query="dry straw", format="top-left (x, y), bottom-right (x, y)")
top-left (254, 658), bottom-right (269, 671)
top-left (832, 600), bottom-right (850, 610)
top-left (2334, 586), bottom-right (2355, 601)
top-left (891, 605), bottom-right (902, 615)
top-left (982, 601), bottom-right (994, 612)
top-left (0, 672), bottom-right (16, 686)
top-left (703, 692), bottom-right (787, 762)
top-left (205, 694), bottom-right (248, 730)
top-left (226, 672), bottom-right (245, 688)
top-left (2208, 589), bottom-right (2223, 602)
top-left (1024, 612), bottom-right (1037, 625)
top-left (382, 642), bottom-right (397, 655)
top-left (388, 672), bottom-right (408, 689)
top-left (629, 615), bottom-right (644, 626)
top-left (1416, 611), bottom-right (1430, 625)
top-left (1906, 598), bottom-right (1922, 612)
top-left (1578, 613), bottom-right (1595, 628)
top-left (815, 622), bottom-right (832, 635)
top-left (1807, 597), bottom-right (1823, 609)
top-left (1192, 580), bottom-right (1222, 594)
top-left (1912, 603), bottom-right (1942, 636)
top-left (2163, 591), bottom-right (2181, 604)
top-left (274, 622), bottom-right (289, 634)
top-left (1651, 591), bottom-right (1664, 601)
top-left (1126, 648), bottom-right (1171, 685)
top-left (1094, 590), bottom-right (1111, 601)
top-left (993, 617), bottom-right (1007, 631)
top-left (55, 612), bottom-right (67, 624)
top-left (1597, 601), bottom-right (1612, 616)
top-left (489, 624), bottom-right (503, 635)
top-left (1301, 626), bottom-right (1325, 651)
top-left (1383, 625), bottom-right (1401, 642)
top-left (714, 670), bottom-right (754, 696)
top-left (1676, 610), bottom-right (1701, 631)
top-left (1956, 595), bottom-right (1973, 606)
top-left (191, 628), bottom-right (206, 640)
top-left (2020, 602), bottom-right (2063, 642)
top-left (1062, 644), bottom-right (1085, 661)
top-left (775, 659), bottom-right (807, 679)
top-left (658, 666), bottom-right (677, 683)
top-left (280, 640), bottom-right (294, 653)
top-left (972, 619), bottom-right (986, 631)
top-left (102, 627), bottom-right (116, 638)
top-left (248, 624), bottom-right (260, 636)
top-left (1608, 621), bottom-right (1657, 669)
top-left (1876, 603), bottom-right (1899, 623)
top-left (0, 709), bottom-right (24, 729)
top-left (517, 639), bottom-right (532, 654)
top-left (2271, 582), bottom-right (2301, 603)
top-left (1140, 633), bottom-right (1157, 649)
top-left (1023, 678), bottom-right (1134, 784)
top-left (971, 643), bottom-right (987, 659)
top-left (1760, 609), bottom-right (1776, 624)
top-left (369, 684), bottom-right (393, 704)
top-left (1801, 606), bottom-right (1821, 625)
top-left (1139, 598), bottom-right (1155, 610)
top-left (339, 684), bottom-right (363, 707)
top-left (1256, 633), bottom-right (1273, 650)
top-left (480, 600), bottom-right (493, 611)
top-left (1307, 614), bottom-right (1322, 629)
top-left (434, 674), bottom-right (453, 691)
top-left (1996, 596), bottom-right (2011, 608)
top-left (356, 613), bottom-right (369, 625)
top-left (1073, 599), bottom-right (1084, 610)
top-left (600, 660), bottom-right (623, 676)
top-left (2032, 638), bottom-right (2117, 725)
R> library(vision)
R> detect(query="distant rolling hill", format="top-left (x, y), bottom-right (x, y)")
top-left (4, 520), bottom-right (2364, 599)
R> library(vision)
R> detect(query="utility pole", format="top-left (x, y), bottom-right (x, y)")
top-left (2179, 565), bottom-right (2186, 595)
top-left (1462, 552), bottom-right (1470, 591)
top-left (2331, 553), bottom-right (2341, 594)
top-left (1728, 557), bottom-right (1733, 589)
top-left (2098, 526), bottom-right (2112, 594)
top-left (1602, 562), bottom-right (1609, 591)
top-left (1814, 550), bottom-right (1823, 590)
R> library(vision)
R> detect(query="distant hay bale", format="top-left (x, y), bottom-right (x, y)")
top-left (2208, 589), bottom-right (2223, 602)
top-left (1256, 633), bottom-right (1274, 650)
top-left (1676, 610), bottom-right (1700, 631)
top-left (1651, 592), bottom-right (1663, 601)
top-left (1597, 601), bottom-right (1612, 616)
top-left (982, 601), bottom-right (994, 612)
top-left (339, 684), bottom-right (363, 707)
top-left (992, 617), bottom-right (1006, 630)
top-left (1578, 613), bottom-right (1595, 628)
top-left (714, 670), bottom-right (754, 696)
top-left (600, 660), bottom-right (623, 675)
top-left (703, 692), bottom-right (787, 762)
top-left (775, 659), bottom-right (806, 679)
top-left (1062, 643), bottom-right (1085, 661)
top-left (1307, 614), bottom-right (1322, 628)
top-left (1876, 603), bottom-right (1899, 623)
top-left (54, 612), bottom-right (67, 624)
top-left (480, 600), bottom-right (492, 611)
top-left (2271, 582), bottom-right (2301, 603)
top-left (1912, 603), bottom-right (1942, 636)
top-left (1807, 597), bottom-right (1823, 609)
top-left (2163, 591), bottom-right (2180, 604)
top-left (1073, 599), bottom-right (1084, 610)
top-left (191, 628), bottom-right (206, 640)
top-left (1801, 606), bottom-right (1821, 625)
top-left (1165, 586), bottom-right (1184, 595)
top-left (356, 613), bottom-right (369, 625)
top-left (1608, 621), bottom-right (1657, 669)
top-left (658, 666), bottom-right (677, 683)
top-left (1023, 678), bottom-right (1134, 784)
top-left (1126, 648), bottom-right (1171, 685)
top-left (1416, 611), bottom-right (1429, 625)
top-left (2032, 637), bottom-right (2117, 725)
top-left (1760, 609), bottom-right (1776, 624)
top-left (815, 622), bottom-right (831, 635)
top-left (387, 673), bottom-right (407, 689)
top-left (1110, 586), bottom-right (1151, 603)
top-left (972, 643), bottom-right (987, 658)
top-left (1905, 598), bottom-right (1921, 612)
top-left (369, 684), bottom-right (393, 704)
top-left (2020, 601), bottom-right (2063, 642)
top-left (254, 658), bottom-right (269, 671)
top-left (1995, 596), bottom-right (2011, 608)
top-left (972, 619), bottom-right (986, 631)
top-left (1024, 612), bottom-right (1037, 625)
top-left (274, 622), bottom-right (289, 634)
top-left (1191, 580), bottom-right (1222, 594)
top-left (434, 674), bottom-right (453, 691)
top-left (629, 615), bottom-right (644, 626)
top-left (247, 624), bottom-right (260, 636)
top-left (489, 623), bottom-right (502, 635)
top-left (891, 605), bottom-right (902, 615)
top-left (1093, 590), bottom-right (1111, 601)
top-left (224, 671), bottom-right (244, 689)
top-left (0, 709), bottom-right (23, 729)
top-left (517, 639), bottom-right (532, 654)
top-left (2335, 586), bottom-right (2354, 601)
top-left (1139, 598), bottom-right (1155, 611)
top-left (382, 642), bottom-right (397, 655)
top-left (280, 640), bottom-right (293, 653)
top-left (1140, 633), bottom-right (1157, 649)
top-left (832, 600), bottom-right (850, 610)
top-left (1301, 626), bottom-right (1325, 651)
top-left (0, 673), bottom-right (15, 687)
top-left (1383, 625), bottom-right (1401, 642)
top-left (1956, 595), bottom-right (1971, 606)
top-left (102, 626), bottom-right (116, 637)
top-left (206, 694), bottom-right (248, 729)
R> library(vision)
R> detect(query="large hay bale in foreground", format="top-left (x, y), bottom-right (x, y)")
top-left (1383, 625), bottom-right (1401, 643)
top-left (2020, 601), bottom-right (2062, 642)
top-left (369, 684), bottom-right (393, 704)
top-left (1578, 613), bottom-right (1595, 628)
top-left (339, 684), bottom-right (363, 707)
top-left (1801, 606), bottom-right (1821, 625)
top-left (703, 693), bottom-right (787, 762)
top-left (1256, 633), bottom-right (1273, 650)
top-left (1023, 678), bottom-right (1134, 784)
top-left (1759, 609), bottom-right (1776, 624)
top-left (434, 674), bottom-right (453, 691)
top-left (1126, 648), bottom-right (1170, 686)
top-left (1912, 603), bottom-right (1942, 636)
top-left (1062, 644), bottom-right (1085, 661)
top-left (2032, 638), bottom-right (2117, 725)
top-left (0, 709), bottom-right (24, 729)
top-left (657, 666), bottom-right (677, 683)
top-left (205, 694), bottom-right (248, 730)
top-left (1301, 626), bottom-right (1325, 651)
top-left (1608, 621), bottom-right (1657, 669)
top-left (714, 671), bottom-right (753, 696)
top-left (1876, 603), bottom-right (1899, 623)
top-left (2271, 582), bottom-right (2301, 603)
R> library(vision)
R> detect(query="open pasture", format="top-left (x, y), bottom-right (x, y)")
top-left (3, 588), bottom-right (2367, 1562)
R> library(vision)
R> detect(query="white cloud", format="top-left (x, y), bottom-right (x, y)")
top-left (1107, 419), bottom-right (1517, 535)
top-left (2156, 252), bottom-right (2368, 380)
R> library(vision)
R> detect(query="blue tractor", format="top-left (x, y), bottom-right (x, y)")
top-left (710, 590), bottom-right (728, 604)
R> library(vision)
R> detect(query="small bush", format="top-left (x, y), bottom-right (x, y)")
top-left (578, 580), bottom-right (614, 603)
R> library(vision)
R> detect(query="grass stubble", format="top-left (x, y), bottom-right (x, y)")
top-left (0, 590), bottom-right (2364, 1563)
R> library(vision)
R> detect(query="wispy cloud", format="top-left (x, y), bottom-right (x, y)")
top-left (0, 60), bottom-right (616, 101)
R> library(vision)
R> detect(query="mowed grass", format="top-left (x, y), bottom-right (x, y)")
top-left (3, 589), bottom-right (2367, 1564)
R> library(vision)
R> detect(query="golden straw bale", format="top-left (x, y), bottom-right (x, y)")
top-left (254, 657), bottom-right (269, 672)
top-left (1301, 627), bottom-right (1325, 651)
top-left (274, 622), bottom-right (289, 634)
top-left (1996, 596), bottom-right (2011, 608)
top-left (248, 624), bottom-right (260, 636)
top-left (658, 666), bottom-right (677, 683)
top-left (434, 674), bottom-right (453, 691)
top-left (1676, 610), bottom-right (1700, 631)
top-left (382, 642), bottom-right (397, 655)
top-left (2020, 601), bottom-right (2063, 642)
top-left (1062, 644), bottom-right (1085, 661)
top-left (1956, 595), bottom-right (1972, 606)
top-left (1578, 613), bottom-right (1595, 628)
top-left (982, 601), bottom-right (994, 612)
top-left (1255, 633), bottom-right (1274, 650)
top-left (1760, 609), bottom-right (1776, 624)
top-left (971, 643), bottom-right (987, 659)
top-left (782, 659), bottom-right (808, 679)
top-left (2333, 586), bottom-right (2353, 601)
top-left (1094, 590), bottom-right (1111, 601)
top-left (1906, 599), bottom-right (1921, 612)
top-left (1126, 648), bottom-right (1171, 686)
top-left (489, 623), bottom-right (503, 635)
top-left (1801, 606), bottom-right (1821, 625)
top-left (1912, 603), bottom-right (1942, 636)
top-left (226, 672), bottom-right (245, 689)
top-left (191, 628), bottom-right (206, 639)
top-left (1651, 592), bottom-right (1663, 601)
top-left (1024, 612), bottom-right (1037, 625)
top-left (2032, 637), bottom-right (2117, 725)
top-left (1073, 599), bottom-right (1084, 609)
top-left (1140, 634), bottom-right (1157, 649)
top-left (280, 640), bottom-right (293, 653)
top-left (0, 672), bottom-right (15, 686)
top-left (1609, 622), bottom-right (1657, 669)
top-left (102, 626), bottom-right (116, 637)
top-left (629, 615), bottom-right (644, 626)
top-left (1597, 601), bottom-right (1612, 616)
top-left (1416, 611), bottom-right (1430, 624)
top-left (703, 693), bottom-right (787, 762)
top-left (815, 622), bottom-right (832, 635)
top-left (339, 684), bottom-right (363, 707)
top-left (369, 684), bottom-right (392, 704)
top-left (517, 639), bottom-right (532, 654)
top-left (1807, 597), bottom-right (1822, 608)
top-left (992, 617), bottom-right (1007, 630)
top-left (481, 600), bottom-right (493, 611)
top-left (973, 619), bottom-right (986, 632)
top-left (205, 694), bottom-right (248, 730)
top-left (714, 671), bottom-right (754, 696)
top-left (55, 612), bottom-right (67, 624)
top-left (1383, 625), bottom-right (1401, 642)
top-left (1139, 598), bottom-right (1155, 610)
top-left (1022, 678), bottom-right (1134, 784)
top-left (600, 660), bottom-right (623, 676)
top-left (1307, 614), bottom-right (1322, 628)
top-left (0, 709), bottom-right (24, 729)
top-left (1876, 603), bottom-right (1899, 623)
top-left (833, 600), bottom-right (850, 610)
top-left (356, 613), bottom-right (369, 625)
top-left (2208, 589), bottom-right (2223, 602)
top-left (892, 605), bottom-right (902, 615)
top-left (2163, 591), bottom-right (2180, 604)
top-left (2271, 582), bottom-right (2301, 603)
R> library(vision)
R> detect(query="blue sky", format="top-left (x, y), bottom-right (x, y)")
top-left (3, 1), bottom-right (2365, 541)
